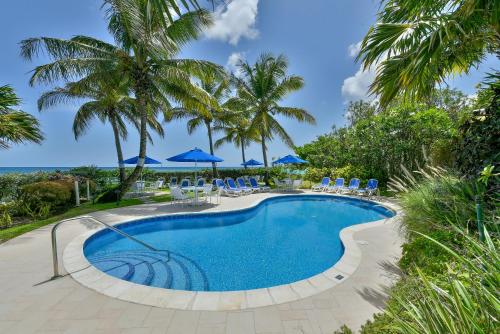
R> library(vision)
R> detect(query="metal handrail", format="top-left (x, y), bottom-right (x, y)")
top-left (51, 215), bottom-right (168, 279)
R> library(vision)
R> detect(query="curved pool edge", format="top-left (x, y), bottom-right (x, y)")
top-left (63, 193), bottom-right (402, 311)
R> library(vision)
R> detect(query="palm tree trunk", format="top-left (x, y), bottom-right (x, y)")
top-left (261, 134), bottom-right (269, 184)
top-left (119, 84), bottom-right (147, 198)
top-left (110, 116), bottom-right (126, 184)
top-left (241, 138), bottom-right (247, 170)
top-left (206, 121), bottom-right (217, 177)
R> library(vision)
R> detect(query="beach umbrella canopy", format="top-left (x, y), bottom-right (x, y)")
top-left (241, 159), bottom-right (263, 167)
top-left (272, 155), bottom-right (308, 165)
top-left (121, 155), bottom-right (161, 164)
top-left (166, 148), bottom-right (223, 205)
top-left (166, 148), bottom-right (223, 163)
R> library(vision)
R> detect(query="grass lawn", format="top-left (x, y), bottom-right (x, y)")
top-left (0, 198), bottom-right (143, 243)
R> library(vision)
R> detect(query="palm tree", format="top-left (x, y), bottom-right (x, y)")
top-left (0, 85), bottom-right (43, 149)
top-left (37, 75), bottom-right (165, 183)
top-left (357, 0), bottom-right (499, 106)
top-left (214, 113), bottom-right (259, 169)
top-left (165, 74), bottom-right (230, 176)
top-left (231, 53), bottom-right (316, 182)
top-left (21, 0), bottom-right (223, 197)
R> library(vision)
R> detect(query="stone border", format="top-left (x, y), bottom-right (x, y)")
top-left (63, 194), bottom-right (401, 311)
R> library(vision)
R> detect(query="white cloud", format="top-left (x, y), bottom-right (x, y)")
top-left (347, 41), bottom-right (362, 58)
top-left (341, 41), bottom-right (385, 102)
top-left (341, 66), bottom-right (376, 102)
top-left (204, 0), bottom-right (259, 45)
top-left (226, 52), bottom-right (246, 77)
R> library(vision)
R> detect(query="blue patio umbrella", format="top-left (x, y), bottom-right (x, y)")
top-left (121, 155), bottom-right (162, 182)
top-left (273, 155), bottom-right (308, 180)
top-left (121, 155), bottom-right (162, 165)
top-left (272, 155), bottom-right (308, 165)
top-left (166, 148), bottom-right (223, 164)
top-left (241, 159), bottom-right (263, 167)
top-left (167, 148), bottom-right (223, 204)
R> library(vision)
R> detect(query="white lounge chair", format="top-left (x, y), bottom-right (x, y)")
top-left (215, 179), bottom-right (241, 197)
top-left (249, 177), bottom-right (270, 192)
top-left (236, 177), bottom-right (256, 193)
top-left (326, 178), bottom-right (344, 193)
top-left (340, 178), bottom-right (361, 194)
top-left (312, 177), bottom-right (330, 192)
top-left (357, 179), bottom-right (378, 197)
top-left (227, 178), bottom-right (252, 194)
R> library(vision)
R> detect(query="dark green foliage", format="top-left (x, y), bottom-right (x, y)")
top-left (399, 230), bottom-right (461, 276)
top-left (96, 187), bottom-right (121, 204)
top-left (455, 83), bottom-right (500, 180)
top-left (296, 103), bottom-right (457, 187)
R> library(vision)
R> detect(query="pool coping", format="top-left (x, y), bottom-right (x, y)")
top-left (63, 193), bottom-right (402, 311)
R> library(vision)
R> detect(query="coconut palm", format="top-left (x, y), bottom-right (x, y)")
top-left (214, 113), bottom-right (259, 169)
top-left (21, 0), bottom-right (223, 197)
top-left (37, 75), bottom-right (165, 183)
top-left (0, 85), bottom-right (43, 149)
top-left (357, 0), bottom-right (500, 106)
top-left (231, 53), bottom-right (316, 182)
top-left (165, 74), bottom-right (230, 176)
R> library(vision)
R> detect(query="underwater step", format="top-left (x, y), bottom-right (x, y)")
top-left (88, 250), bottom-right (209, 291)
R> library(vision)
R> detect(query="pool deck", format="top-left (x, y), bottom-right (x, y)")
top-left (0, 191), bottom-right (403, 333)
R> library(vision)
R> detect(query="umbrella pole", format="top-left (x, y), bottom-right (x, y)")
top-left (194, 161), bottom-right (198, 205)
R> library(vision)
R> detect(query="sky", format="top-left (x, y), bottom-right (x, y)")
top-left (0, 0), bottom-right (498, 167)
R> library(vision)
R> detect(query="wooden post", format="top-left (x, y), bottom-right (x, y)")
top-left (74, 181), bottom-right (80, 207)
top-left (86, 179), bottom-right (90, 201)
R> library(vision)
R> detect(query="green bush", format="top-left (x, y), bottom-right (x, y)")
top-left (333, 164), bottom-right (369, 183)
top-left (0, 203), bottom-right (14, 228)
top-left (20, 181), bottom-right (72, 218)
top-left (304, 167), bottom-right (332, 183)
top-left (0, 172), bottom-right (49, 202)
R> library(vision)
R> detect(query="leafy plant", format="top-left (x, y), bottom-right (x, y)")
top-left (357, 0), bottom-right (499, 106)
top-left (20, 181), bottom-right (72, 218)
top-left (389, 230), bottom-right (499, 334)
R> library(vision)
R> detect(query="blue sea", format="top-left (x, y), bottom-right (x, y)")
top-left (0, 166), bottom-right (241, 175)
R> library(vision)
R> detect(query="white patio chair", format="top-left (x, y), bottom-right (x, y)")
top-left (170, 187), bottom-right (191, 207)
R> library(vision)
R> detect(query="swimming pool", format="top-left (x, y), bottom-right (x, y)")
top-left (83, 195), bottom-right (394, 292)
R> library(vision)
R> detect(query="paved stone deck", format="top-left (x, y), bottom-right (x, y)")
top-left (0, 191), bottom-right (403, 334)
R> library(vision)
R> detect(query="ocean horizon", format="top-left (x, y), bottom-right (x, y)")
top-left (0, 166), bottom-right (244, 175)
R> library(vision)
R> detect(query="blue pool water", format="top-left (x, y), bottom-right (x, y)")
top-left (84, 195), bottom-right (394, 291)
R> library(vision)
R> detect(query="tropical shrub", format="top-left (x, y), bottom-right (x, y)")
top-left (0, 172), bottom-right (50, 202)
top-left (455, 82), bottom-right (500, 180)
top-left (0, 203), bottom-right (14, 228)
top-left (304, 167), bottom-right (332, 183)
top-left (296, 102), bottom-right (458, 188)
top-left (346, 167), bottom-right (499, 333)
top-left (20, 181), bottom-right (72, 218)
top-left (388, 230), bottom-right (499, 334)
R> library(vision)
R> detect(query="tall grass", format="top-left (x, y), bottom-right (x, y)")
top-left (388, 165), bottom-right (497, 236)
top-left (350, 166), bottom-right (499, 333)
top-left (389, 229), bottom-right (499, 334)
